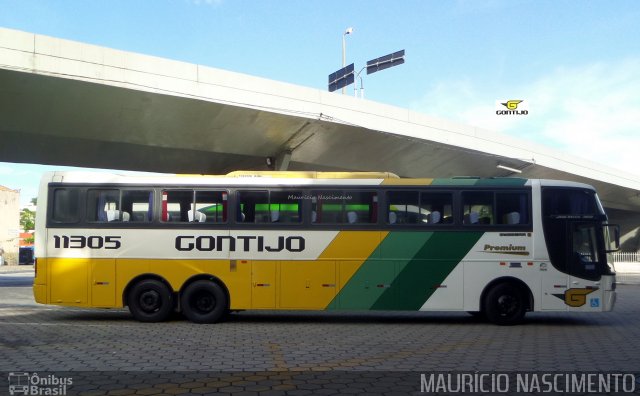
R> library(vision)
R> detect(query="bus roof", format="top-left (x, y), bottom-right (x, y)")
top-left (42, 171), bottom-right (597, 190)
top-left (41, 171), bottom-right (554, 188)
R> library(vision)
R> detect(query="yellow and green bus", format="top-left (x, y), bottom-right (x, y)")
top-left (34, 171), bottom-right (619, 325)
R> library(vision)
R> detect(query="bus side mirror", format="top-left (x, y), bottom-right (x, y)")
top-left (604, 224), bottom-right (620, 253)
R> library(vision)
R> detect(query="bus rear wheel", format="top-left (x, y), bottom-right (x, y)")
top-left (181, 280), bottom-right (228, 324)
top-left (127, 279), bottom-right (174, 322)
top-left (483, 283), bottom-right (526, 326)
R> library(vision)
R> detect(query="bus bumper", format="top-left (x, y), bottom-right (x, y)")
top-left (33, 284), bottom-right (47, 304)
top-left (603, 289), bottom-right (616, 311)
top-left (601, 274), bottom-right (616, 311)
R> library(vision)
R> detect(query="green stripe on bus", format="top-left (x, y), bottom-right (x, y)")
top-left (430, 178), bottom-right (527, 187)
top-left (327, 231), bottom-right (483, 311)
top-left (326, 232), bottom-right (432, 310)
top-left (370, 231), bottom-right (483, 310)
top-left (474, 178), bottom-right (527, 187)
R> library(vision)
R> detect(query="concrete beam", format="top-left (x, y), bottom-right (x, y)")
top-left (1, 27), bottom-right (640, 217)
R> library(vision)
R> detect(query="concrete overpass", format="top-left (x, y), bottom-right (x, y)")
top-left (1, 27), bottom-right (639, 249)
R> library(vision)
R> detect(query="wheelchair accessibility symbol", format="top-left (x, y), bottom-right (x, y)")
top-left (590, 298), bottom-right (600, 308)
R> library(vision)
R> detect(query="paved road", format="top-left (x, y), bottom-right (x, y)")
top-left (0, 271), bottom-right (35, 287)
top-left (1, 270), bottom-right (639, 395)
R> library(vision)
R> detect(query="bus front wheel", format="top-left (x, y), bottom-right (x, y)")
top-left (483, 283), bottom-right (526, 326)
top-left (127, 279), bottom-right (174, 322)
top-left (181, 280), bottom-right (228, 324)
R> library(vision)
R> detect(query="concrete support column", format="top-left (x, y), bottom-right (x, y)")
top-left (275, 150), bottom-right (292, 171)
top-left (606, 208), bottom-right (640, 251)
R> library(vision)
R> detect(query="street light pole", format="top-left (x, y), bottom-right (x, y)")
top-left (354, 67), bottom-right (366, 98)
top-left (342, 27), bottom-right (353, 93)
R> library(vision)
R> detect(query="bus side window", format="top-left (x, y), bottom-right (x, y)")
top-left (122, 190), bottom-right (153, 223)
top-left (269, 191), bottom-right (302, 224)
top-left (237, 191), bottom-right (269, 223)
top-left (387, 191), bottom-right (419, 224)
top-left (163, 190), bottom-right (192, 222)
top-left (51, 188), bottom-right (80, 223)
top-left (420, 192), bottom-right (454, 225)
top-left (496, 192), bottom-right (529, 225)
top-left (462, 191), bottom-right (494, 225)
top-left (312, 190), bottom-right (377, 224)
top-left (195, 191), bottom-right (227, 223)
top-left (311, 191), bottom-right (343, 223)
top-left (87, 189), bottom-right (120, 222)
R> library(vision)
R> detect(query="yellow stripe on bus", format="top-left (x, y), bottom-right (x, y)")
top-left (380, 178), bottom-right (434, 185)
top-left (318, 231), bottom-right (388, 261)
top-left (37, 231), bottom-right (389, 311)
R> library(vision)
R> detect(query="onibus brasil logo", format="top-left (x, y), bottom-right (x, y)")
top-left (496, 99), bottom-right (529, 115)
top-left (8, 372), bottom-right (72, 395)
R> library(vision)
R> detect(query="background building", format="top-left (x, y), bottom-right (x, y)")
top-left (0, 185), bottom-right (20, 265)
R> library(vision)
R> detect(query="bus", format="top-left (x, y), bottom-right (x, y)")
top-left (33, 171), bottom-right (620, 325)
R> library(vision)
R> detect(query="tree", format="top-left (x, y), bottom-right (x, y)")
top-left (20, 208), bottom-right (35, 231)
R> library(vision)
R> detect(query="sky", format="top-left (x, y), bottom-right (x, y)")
top-left (1, 0), bottom-right (639, 206)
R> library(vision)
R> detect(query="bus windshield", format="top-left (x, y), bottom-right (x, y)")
top-left (542, 187), bottom-right (610, 281)
top-left (542, 188), bottom-right (602, 218)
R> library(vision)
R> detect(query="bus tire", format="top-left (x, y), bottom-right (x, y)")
top-left (483, 282), bottom-right (526, 326)
top-left (127, 279), bottom-right (174, 322)
top-left (181, 280), bottom-right (228, 324)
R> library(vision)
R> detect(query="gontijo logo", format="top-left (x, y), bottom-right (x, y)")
top-left (502, 100), bottom-right (522, 110)
top-left (496, 99), bottom-right (529, 115)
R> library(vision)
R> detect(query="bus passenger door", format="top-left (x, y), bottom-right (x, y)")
top-left (91, 259), bottom-right (116, 307)
top-left (539, 219), bottom-right (569, 311)
top-left (540, 267), bottom-right (568, 311)
top-left (567, 222), bottom-right (605, 311)
top-left (251, 260), bottom-right (277, 309)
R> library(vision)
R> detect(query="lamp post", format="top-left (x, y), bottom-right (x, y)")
top-left (354, 66), bottom-right (366, 98)
top-left (328, 38), bottom-right (405, 97)
top-left (342, 27), bottom-right (353, 93)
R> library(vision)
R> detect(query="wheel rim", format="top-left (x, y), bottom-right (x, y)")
top-left (191, 290), bottom-right (216, 314)
top-left (139, 290), bottom-right (161, 313)
top-left (497, 294), bottom-right (519, 317)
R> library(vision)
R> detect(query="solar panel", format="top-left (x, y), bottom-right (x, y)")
top-left (366, 50), bottom-right (405, 75)
top-left (328, 63), bottom-right (355, 92)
